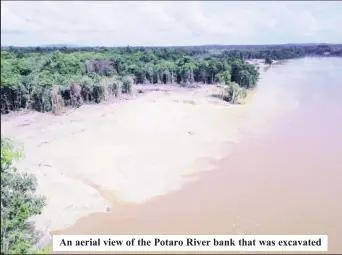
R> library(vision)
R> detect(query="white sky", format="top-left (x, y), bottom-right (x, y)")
top-left (1, 1), bottom-right (342, 46)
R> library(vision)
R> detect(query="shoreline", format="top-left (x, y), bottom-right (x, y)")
top-left (1, 84), bottom-right (252, 242)
top-left (49, 58), bottom-right (342, 253)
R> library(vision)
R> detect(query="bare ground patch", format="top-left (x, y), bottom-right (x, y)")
top-left (1, 85), bottom-right (248, 235)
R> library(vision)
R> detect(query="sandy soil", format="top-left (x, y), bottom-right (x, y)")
top-left (1, 85), bottom-right (249, 238)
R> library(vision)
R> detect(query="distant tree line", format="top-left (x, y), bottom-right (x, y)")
top-left (3, 43), bottom-right (341, 57)
top-left (218, 44), bottom-right (342, 59)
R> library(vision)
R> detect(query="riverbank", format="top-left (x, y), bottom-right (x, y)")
top-left (1, 84), bottom-right (251, 242)
top-left (52, 58), bottom-right (342, 253)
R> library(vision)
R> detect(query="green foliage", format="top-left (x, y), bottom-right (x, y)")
top-left (112, 77), bottom-right (123, 98)
top-left (1, 137), bottom-right (46, 254)
top-left (224, 82), bottom-right (247, 104)
top-left (122, 76), bottom-right (134, 94)
top-left (216, 71), bottom-right (231, 85)
top-left (265, 57), bottom-right (273, 64)
top-left (0, 46), bottom-right (266, 113)
top-left (230, 59), bottom-right (259, 89)
top-left (2, 44), bottom-right (338, 112)
top-left (36, 244), bottom-right (51, 254)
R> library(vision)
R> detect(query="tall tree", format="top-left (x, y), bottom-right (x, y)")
top-left (1, 138), bottom-right (46, 254)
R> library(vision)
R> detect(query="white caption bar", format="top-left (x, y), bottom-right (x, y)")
top-left (53, 235), bottom-right (328, 252)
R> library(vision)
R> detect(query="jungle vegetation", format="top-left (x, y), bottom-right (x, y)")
top-left (1, 43), bottom-right (340, 114)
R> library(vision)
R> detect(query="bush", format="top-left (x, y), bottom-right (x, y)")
top-left (112, 77), bottom-right (123, 98)
top-left (225, 82), bottom-right (247, 104)
top-left (1, 137), bottom-right (46, 254)
top-left (122, 76), bottom-right (134, 94)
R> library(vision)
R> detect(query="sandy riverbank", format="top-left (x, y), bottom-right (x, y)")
top-left (51, 58), bottom-right (342, 253)
top-left (1, 85), bottom-right (251, 238)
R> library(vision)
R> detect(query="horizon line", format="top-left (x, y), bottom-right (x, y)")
top-left (1, 42), bottom-right (341, 48)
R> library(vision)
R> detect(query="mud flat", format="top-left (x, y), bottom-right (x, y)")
top-left (1, 85), bottom-right (249, 236)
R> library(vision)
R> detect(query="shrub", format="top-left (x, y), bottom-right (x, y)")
top-left (122, 76), bottom-right (134, 94)
top-left (225, 82), bottom-right (247, 104)
top-left (1, 137), bottom-right (46, 254)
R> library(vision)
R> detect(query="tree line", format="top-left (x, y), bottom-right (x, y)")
top-left (218, 44), bottom-right (342, 60)
top-left (1, 47), bottom-right (260, 114)
top-left (3, 43), bottom-right (341, 57)
top-left (2, 43), bottom-right (341, 114)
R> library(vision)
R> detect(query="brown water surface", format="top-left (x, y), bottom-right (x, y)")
top-left (55, 58), bottom-right (342, 252)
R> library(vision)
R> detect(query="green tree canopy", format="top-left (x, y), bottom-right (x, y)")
top-left (1, 138), bottom-right (46, 254)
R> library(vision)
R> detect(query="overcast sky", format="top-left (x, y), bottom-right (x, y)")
top-left (1, 1), bottom-right (342, 46)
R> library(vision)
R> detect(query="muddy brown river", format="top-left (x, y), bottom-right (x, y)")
top-left (55, 58), bottom-right (342, 253)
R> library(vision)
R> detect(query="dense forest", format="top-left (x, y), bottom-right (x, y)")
top-left (1, 43), bottom-right (341, 114)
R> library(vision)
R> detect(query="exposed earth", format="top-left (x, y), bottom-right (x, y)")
top-left (1, 85), bottom-right (249, 242)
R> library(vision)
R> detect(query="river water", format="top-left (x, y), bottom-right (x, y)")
top-left (56, 58), bottom-right (342, 253)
